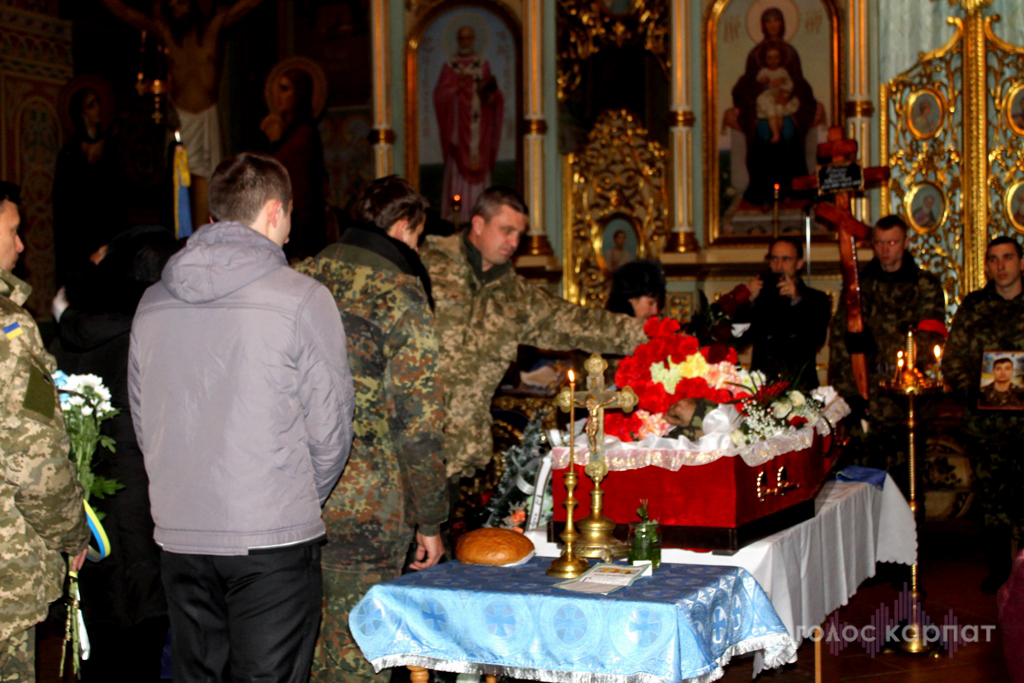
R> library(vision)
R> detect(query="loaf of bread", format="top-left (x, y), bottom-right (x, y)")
top-left (455, 528), bottom-right (535, 566)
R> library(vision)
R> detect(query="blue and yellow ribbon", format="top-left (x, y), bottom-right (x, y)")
top-left (84, 500), bottom-right (110, 562)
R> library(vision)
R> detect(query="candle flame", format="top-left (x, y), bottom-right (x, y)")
top-left (933, 345), bottom-right (942, 359)
top-left (773, 183), bottom-right (780, 191)
top-left (453, 194), bottom-right (461, 202)
top-left (174, 130), bottom-right (181, 143)
top-left (568, 369), bottom-right (575, 383)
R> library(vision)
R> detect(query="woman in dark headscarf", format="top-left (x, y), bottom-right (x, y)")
top-left (52, 226), bottom-right (180, 683)
top-left (606, 259), bottom-right (666, 320)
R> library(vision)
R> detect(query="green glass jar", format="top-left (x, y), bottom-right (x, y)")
top-left (627, 520), bottom-right (661, 569)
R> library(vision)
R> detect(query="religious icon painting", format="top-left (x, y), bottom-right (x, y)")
top-left (905, 182), bottom-right (946, 234)
top-left (600, 216), bottom-right (641, 273)
top-left (599, 0), bottom-right (638, 17)
top-left (406, 2), bottom-right (521, 225)
top-left (1006, 181), bottom-right (1024, 234)
top-left (978, 351), bottom-right (1024, 411)
top-left (1006, 82), bottom-right (1024, 136)
top-left (905, 89), bottom-right (944, 140)
top-left (704, 0), bottom-right (841, 245)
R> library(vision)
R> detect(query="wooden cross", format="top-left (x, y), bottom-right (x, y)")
top-left (792, 126), bottom-right (891, 400)
top-left (555, 354), bottom-right (638, 465)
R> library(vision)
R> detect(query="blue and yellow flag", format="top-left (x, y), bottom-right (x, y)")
top-left (3, 322), bottom-right (23, 340)
top-left (173, 138), bottom-right (193, 239)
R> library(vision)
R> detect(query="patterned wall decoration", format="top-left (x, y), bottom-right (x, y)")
top-left (1, 5), bottom-right (72, 319)
top-left (880, 21), bottom-right (964, 311)
top-left (562, 109), bottom-right (668, 309)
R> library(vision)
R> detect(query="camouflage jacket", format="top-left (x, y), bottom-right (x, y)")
top-left (0, 270), bottom-right (88, 640)
top-left (942, 281), bottom-right (1024, 432)
top-left (827, 252), bottom-right (946, 421)
top-left (295, 230), bottom-right (446, 571)
top-left (421, 232), bottom-right (648, 478)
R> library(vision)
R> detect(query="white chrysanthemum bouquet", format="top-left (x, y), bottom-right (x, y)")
top-left (51, 371), bottom-right (121, 502)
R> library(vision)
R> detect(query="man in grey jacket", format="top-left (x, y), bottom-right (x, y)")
top-left (128, 153), bottom-right (354, 682)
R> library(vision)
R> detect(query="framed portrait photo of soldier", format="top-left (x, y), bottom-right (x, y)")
top-left (978, 351), bottom-right (1024, 411)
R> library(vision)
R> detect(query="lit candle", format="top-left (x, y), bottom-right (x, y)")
top-left (452, 194), bottom-right (462, 231)
top-left (933, 345), bottom-right (942, 363)
top-left (772, 184), bottom-right (781, 237)
top-left (567, 370), bottom-right (576, 467)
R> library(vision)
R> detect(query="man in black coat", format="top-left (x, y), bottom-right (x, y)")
top-left (738, 237), bottom-right (832, 390)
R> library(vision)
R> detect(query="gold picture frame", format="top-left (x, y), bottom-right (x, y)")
top-left (703, 0), bottom-right (841, 245)
top-left (905, 181), bottom-right (947, 234)
top-left (905, 88), bottom-right (946, 140)
top-left (1006, 180), bottom-right (1024, 234)
top-left (1005, 81), bottom-right (1024, 136)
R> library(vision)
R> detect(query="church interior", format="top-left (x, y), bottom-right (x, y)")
top-left (4, 0), bottom-right (1024, 680)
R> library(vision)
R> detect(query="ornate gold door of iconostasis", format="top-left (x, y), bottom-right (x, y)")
top-left (881, 3), bottom-right (1024, 312)
top-left (556, 0), bottom-right (701, 320)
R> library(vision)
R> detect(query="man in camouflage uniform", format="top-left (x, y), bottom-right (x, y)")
top-left (942, 236), bottom-right (1024, 590)
top-left (297, 177), bottom-right (446, 683)
top-left (827, 215), bottom-right (946, 479)
top-left (421, 186), bottom-right (650, 480)
top-left (0, 181), bottom-right (89, 680)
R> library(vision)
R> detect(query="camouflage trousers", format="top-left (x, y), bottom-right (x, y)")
top-left (310, 567), bottom-right (401, 683)
top-left (970, 434), bottom-right (1024, 538)
top-left (0, 627), bottom-right (34, 682)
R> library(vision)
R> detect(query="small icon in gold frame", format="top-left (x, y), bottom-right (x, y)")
top-left (906, 88), bottom-right (945, 140)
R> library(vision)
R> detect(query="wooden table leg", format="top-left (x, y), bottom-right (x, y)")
top-left (407, 665), bottom-right (429, 683)
top-left (814, 626), bottom-right (838, 683)
top-left (405, 667), bottom-right (495, 683)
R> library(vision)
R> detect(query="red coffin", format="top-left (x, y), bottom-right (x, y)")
top-left (550, 431), bottom-right (839, 552)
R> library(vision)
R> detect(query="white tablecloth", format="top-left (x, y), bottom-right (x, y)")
top-left (527, 475), bottom-right (917, 648)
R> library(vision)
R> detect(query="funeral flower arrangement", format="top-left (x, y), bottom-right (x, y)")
top-left (603, 318), bottom-right (829, 447)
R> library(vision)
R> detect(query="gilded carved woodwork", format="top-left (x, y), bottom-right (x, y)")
top-left (562, 109), bottom-right (668, 309)
top-left (556, 0), bottom-right (670, 103)
top-left (880, 19), bottom-right (964, 308)
top-left (882, 9), bottom-right (1024, 309)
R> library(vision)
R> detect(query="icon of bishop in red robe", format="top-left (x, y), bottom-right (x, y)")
top-left (434, 25), bottom-right (505, 222)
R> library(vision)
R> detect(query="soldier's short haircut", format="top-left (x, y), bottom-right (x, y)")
top-left (874, 214), bottom-right (908, 235)
top-left (208, 153), bottom-right (291, 225)
top-left (987, 235), bottom-right (1023, 259)
top-left (0, 181), bottom-right (20, 208)
top-left (768, 236), bottom-right (803, 260)
top-left (994, 357), bottom-right (1013, 368)
top-left (354, 175), bottom-right (428, 233)
top-left (471, 186), bottom-right (529, 221)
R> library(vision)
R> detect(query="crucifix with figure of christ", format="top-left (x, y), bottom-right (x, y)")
top-left (793, 126), bottom-right (890, 401)
top-left (554, 353), bottom-right (637, 560)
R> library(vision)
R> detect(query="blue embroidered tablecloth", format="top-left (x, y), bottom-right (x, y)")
top-left (350, 558), bottom-right (796, 683)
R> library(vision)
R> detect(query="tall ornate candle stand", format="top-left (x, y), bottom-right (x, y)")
top-left (547, 370), bottom-right (589, 578)
top-left (881, 329), bottom-right (944, 656)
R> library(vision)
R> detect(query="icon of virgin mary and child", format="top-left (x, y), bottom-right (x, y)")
top-left (729, 8), bottom-right (821, 207)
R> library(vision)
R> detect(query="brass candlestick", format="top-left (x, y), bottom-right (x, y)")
top-left (547, 370), bottom-right (589, 578)
top-left (572, 355), bottom-right (637, 562)
top-left (881, 329), bottom-right (944, 656)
